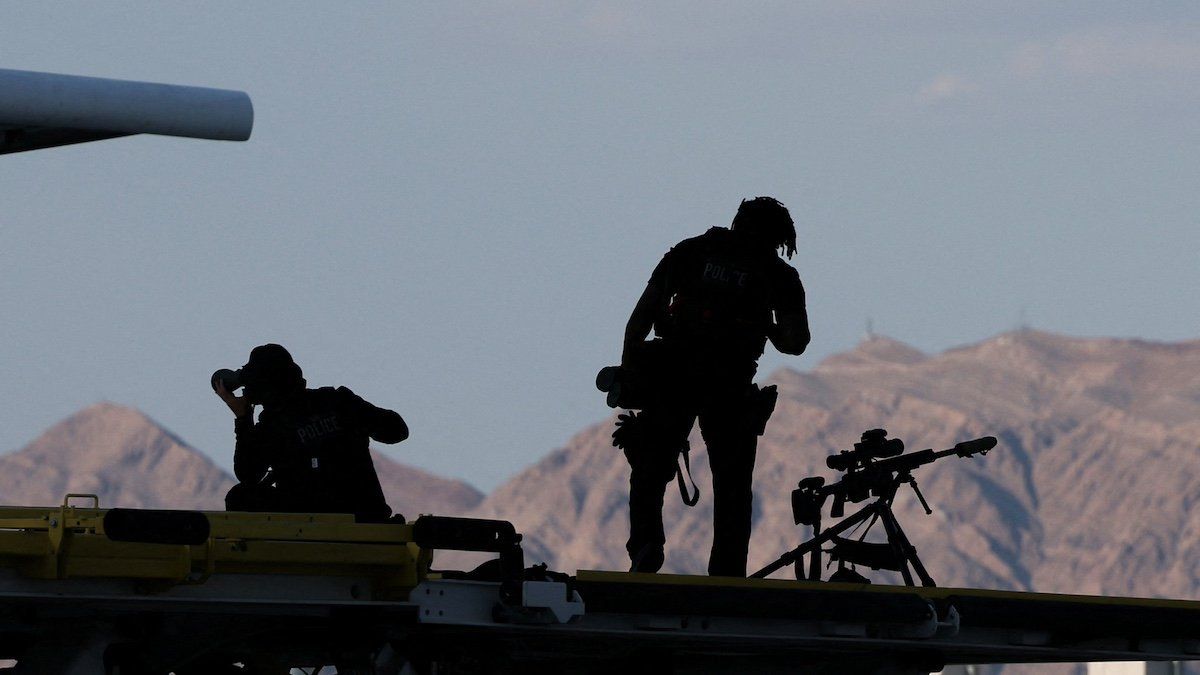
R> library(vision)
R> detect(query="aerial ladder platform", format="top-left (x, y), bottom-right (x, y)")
top-left (0, 496), bottom-right (1194, 674)
top-left (0, 68), bottom-right (252, 155)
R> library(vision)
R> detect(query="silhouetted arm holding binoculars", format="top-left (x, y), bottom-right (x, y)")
top-left (213, 380), bottom-right (270, 484)
top-left (214, 379), bottom-right (252, 419)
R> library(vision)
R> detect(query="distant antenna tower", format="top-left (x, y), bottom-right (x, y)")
top-left (865, 317), bottom-right (876, 340)
top-left (1017, 306), bottom-right (1030, 332)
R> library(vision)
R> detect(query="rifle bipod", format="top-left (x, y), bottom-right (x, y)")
top-left (750, 492), bottom-right (935, 586)
top-left (751, 430), bottom-right (997, 584)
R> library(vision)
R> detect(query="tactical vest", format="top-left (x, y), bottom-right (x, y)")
top-left (654, 228), bottom-right (776, 360)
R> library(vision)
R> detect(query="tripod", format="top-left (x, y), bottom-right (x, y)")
top-left (751, 470), bottom-right (936, 586)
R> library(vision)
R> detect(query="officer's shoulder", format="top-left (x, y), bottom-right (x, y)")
top-left (671, 227), bottom-right (727, 253)
top-left (759, 254), bottom-right (798, 279)
top-left (308, 386), bottom-right (347, 402)
top-left (768, 255), bottom-right (798, 271)
top-left (312, 386), bottom-right (370, 411)
top-left (697, 226), bottom-right (731, 243)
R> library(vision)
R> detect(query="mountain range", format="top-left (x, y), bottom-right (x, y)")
top-left (472, 330), bottom-right (1200, 602)
top-left (4, 330), bottom-right (1198, 600)
top-left (0, 402), bottom-right (483, 518)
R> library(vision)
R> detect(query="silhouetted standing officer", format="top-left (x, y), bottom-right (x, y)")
top-left (619, 197), bottom-right (809, 576)
top-left (214, 344), bottom-right (408, 522)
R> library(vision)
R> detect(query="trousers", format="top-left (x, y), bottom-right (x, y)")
top-left (624, 370), bottom-right (759, 577)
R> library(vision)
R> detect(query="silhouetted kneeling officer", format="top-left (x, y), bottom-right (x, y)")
top-left (617, 197), bottom-right (809, 576)
top-left (214, 344), bottom-right (408, 522)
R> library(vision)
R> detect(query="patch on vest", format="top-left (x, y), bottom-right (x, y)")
top-left (702, 261), bottom-right (749, 287)
top-left (296, 414), bottom-right (342, 444)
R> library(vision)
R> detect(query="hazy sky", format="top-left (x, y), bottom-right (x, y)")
top-left (2, 3), bottom-right (1198, 491)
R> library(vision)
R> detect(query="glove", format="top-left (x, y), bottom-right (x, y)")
top-left (612, 411), bottom-right (642, 450)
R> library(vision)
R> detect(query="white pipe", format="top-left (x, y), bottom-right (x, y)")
top-left (0, 68), bottom-right (253, 141)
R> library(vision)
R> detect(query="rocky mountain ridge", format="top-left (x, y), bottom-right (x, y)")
top-left (5, 330), bottom-right (1198, 605)
top-left (468, 330), bottom-right (1200, 601)
top-left (6, 331), bottom-right (1197, 675)
top-left (0, 402), bottom-right (483, 517)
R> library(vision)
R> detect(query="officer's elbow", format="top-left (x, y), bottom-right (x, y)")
top-left (771, 320), bottom-right (810, 356)
top-left (790, 334), bottom-right (811, 356)
top-left (232, 456), bottom-right (264, 484)
top-left (375, 416), bottom-right (409, 444)
top-left (775, 338), bottom-right (809, 356)
top-left (794, 326), bottom-right (812, 354)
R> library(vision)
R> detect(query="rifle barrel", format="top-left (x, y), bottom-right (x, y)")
top-left (954, 436), bottom-right (997, 456)
top-left (824, 438), bottom-right (995, 488)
